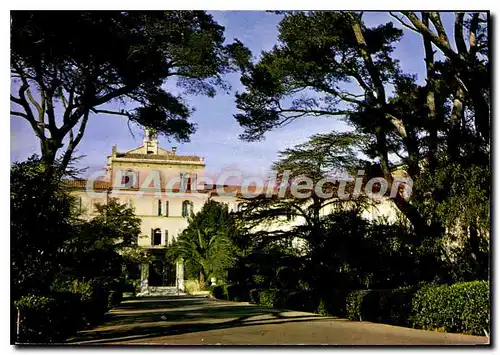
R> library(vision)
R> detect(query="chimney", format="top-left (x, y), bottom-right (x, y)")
top-left (172, 147), bottom-right (177, 155)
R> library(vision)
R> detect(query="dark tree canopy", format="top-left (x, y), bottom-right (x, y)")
top-left (234, 11), bottom-right (490, 242)
top-left (11, 11), bottom-right (251, 174)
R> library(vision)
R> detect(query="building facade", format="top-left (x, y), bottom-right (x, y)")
top-left (68, 130), bottom-right (403, 296)
top-left (69, 131), bottom-right (245, 295)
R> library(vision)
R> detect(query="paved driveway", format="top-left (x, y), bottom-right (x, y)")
top-left (67, 295), bottom-right (489, 345)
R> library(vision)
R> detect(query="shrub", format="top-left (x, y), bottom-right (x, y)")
top-left (249, 289), bottom-right (262, 304)
top-left (225, 284), bottom-right (249, 302)
top-left (251, 274), bottom-right (266, 285)
top-left (316, 289), bottom-right (350, 317)
top-left (316, 298), bottom-right (330, 316)
top-left (346, 290), bottom-right (370, 321)
top-left (284, 290), bottom-right (318, 313)
top-left (345, 287), bottom-right (415, 326)
top-left (259, 289), bottom-right (281, 308)
top-left (15, 293), bottom-right (82, 343)
top-left (411, 280), bottom-right (490, 336)
top-left (211, 285), bottom-right (227, 300)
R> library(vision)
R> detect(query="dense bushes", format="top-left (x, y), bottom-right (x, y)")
top-left (15, 279), bottom-right (125, 343)
top-left (225, 284), bottom-right (250, 302)
top-left (345, 287), bottom-right (415, 326)
top-left (411, 281), bottom-right (490, 336)
top-left (210, 284), bottom-right (250, 302)
top-left (259, 289), bottom-right (281, 308)
top-left (210, 280), bottom-right (490, 336)
top-left (15, 293), bottom-right (83, 343)
top-left (211, 285), bottom-right (227, 300)
top-left (343, 281), bottom-right (489, 336)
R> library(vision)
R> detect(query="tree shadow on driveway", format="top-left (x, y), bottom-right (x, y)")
top-left (66, 296), bottom-right (337, 345)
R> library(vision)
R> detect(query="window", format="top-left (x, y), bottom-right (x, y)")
top-left (164, 230), bottom-right (169, 246)
top-left (164, 201), bottom-right (169, 217)
top-left (180, 173), bottom-right (189, 192)
top-left (157, 200), bottom-right (162, 216)
top-left (182, 200), bottom-right (193, 217)
top-left (122, 175), bottom-right (131, 185)
top-left (121, 169), bottom-right (136, 188)
top-left (152, 228), bottom-right (162, 246)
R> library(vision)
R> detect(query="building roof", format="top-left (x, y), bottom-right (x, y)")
top-left (115, 152), bottom-right (203, 162)
top-left (63, 179), bottom-right (111, 190)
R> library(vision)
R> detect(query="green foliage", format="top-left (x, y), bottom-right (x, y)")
top-left (259, 289), bottom-right (281, 308)
top-left (283, 290), bottom-right (318, 313)
top-left (210, 285), bottom-right (227, 300)
top-left (11, 156), bottom-right (145, 343)
top-left (15, 293), bottom-right (82, 343)
top-left (341, 281), bottom-right (489, 336)
top-left (345, 287), bottom-right (415, 326)
top-left (225, 284), bottom-right (249, 302)
top-left (168, 201), bottom-right (239, 287)
top-left (411, 281), bottom-right (490, 336)
top-left (316, 298), bottom-right (330, 316)
top-left (11, 156), bottom-right (76, 299)
top-left (346, 290), bottom-right (370, 321)
top-left (249, 289), bottom-right (263, 304)
top-left (234, 11), bottom-right (490, 276)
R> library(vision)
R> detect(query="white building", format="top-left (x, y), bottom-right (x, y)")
top-left (68, 130), bottom-right (403, 295)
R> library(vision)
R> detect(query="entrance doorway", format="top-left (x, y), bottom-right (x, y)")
top-left (148, 260), bottom-right (176, 287)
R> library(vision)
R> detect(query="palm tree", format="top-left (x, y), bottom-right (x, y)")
top-left (168, 201), bottom-right (235, 289)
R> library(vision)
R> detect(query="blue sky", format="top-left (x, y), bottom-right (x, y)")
top-left (10, 11), bottom-right (456, 178)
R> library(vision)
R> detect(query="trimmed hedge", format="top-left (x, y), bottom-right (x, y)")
top-left (343, 281), bottom-right (489, 336)
top-left (259, 289), bottom-right (281, 308)
top-left (15, 293), bottom-right (83, 343)
top-left (211, 285), bottom-right (227, 300)
top-left (346, 287), bottom-right (415, 326)
top-left (411, 281), bottom-right (490, 336)
top-left (249, 289), bottom-right (262, 304)
top-left (210, 284), bottom-right (251, 302)
top-left (15, 279), bottom-right (125, 343)
top-left (211, 280), bottom-right (490, 337)
top-left (225, 284), bottom-right (249, 302)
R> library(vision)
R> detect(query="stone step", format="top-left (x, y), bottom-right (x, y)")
top-left (137, 286), bottom-right (187, 297)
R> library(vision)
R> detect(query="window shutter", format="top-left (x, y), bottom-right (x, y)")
top-left (150, 228), bottom-right (154, 246)
top-left (164, 230), bottom-right (169, 246)
top-left (165, 201), bottom-right (169, 217)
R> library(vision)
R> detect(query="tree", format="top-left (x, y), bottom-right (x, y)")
top-left (234, 11), bottom-right (490, 245)
top-left (11, 155), bottom-right (76, 299)
top-left (59, 198), bottom-right (146, 283)
top-left (168, 200), bottom-right (237, 288)
top-left (11, 11), bottom-right (251, 177)
top-left (236, 130), bottom-right (369, 251)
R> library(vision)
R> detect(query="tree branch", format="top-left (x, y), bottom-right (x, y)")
top-left (429, 12), bottom-right (451, 47)
top-left (60, 110), bottom-right (91, 172)
top-left (454, 12), bottom-right (468, 56)
top-left (10, 110), bottom-right (28, 119)
top-left (389, 12), bottom-right (421, 34)
top-left (469, 12), bottom-right (481, 59)
top-left (402, 12), bottom-right (463, 64)
top-left (90, 108), bottom-right (132, 117)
